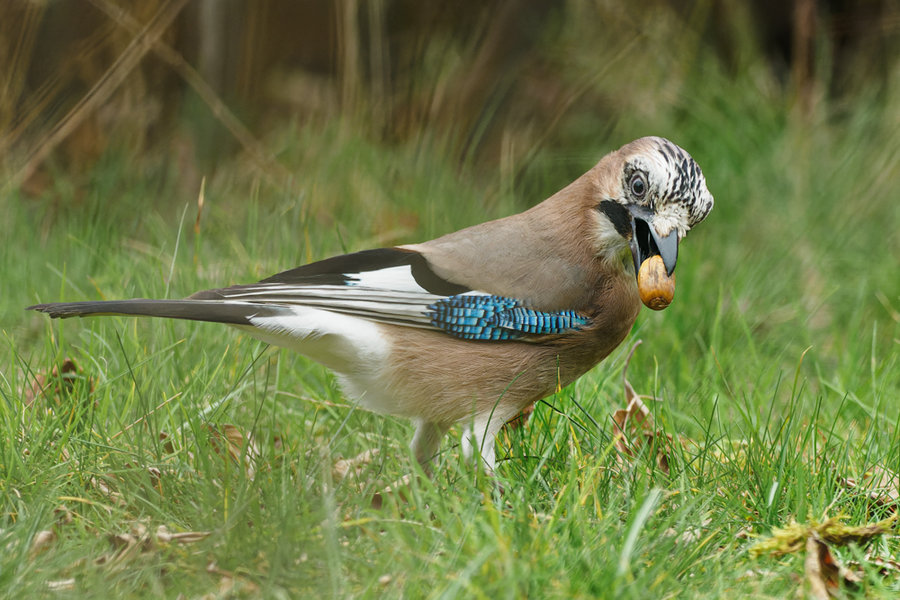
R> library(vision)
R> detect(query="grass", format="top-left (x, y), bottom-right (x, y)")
top-left (4, 20), bottom-right (900, 600)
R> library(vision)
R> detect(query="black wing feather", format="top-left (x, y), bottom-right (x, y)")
top-left (193, 247), bottom-right (469, 299)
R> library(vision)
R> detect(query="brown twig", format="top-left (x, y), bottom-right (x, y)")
top-left (87, 0), bottom-right (292, 186)
top-left (8, 0), bottom-right (190, 193)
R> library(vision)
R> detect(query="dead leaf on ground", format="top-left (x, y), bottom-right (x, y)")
top-left (332, 448), bottom-right (380, 483)
top-left (851, 554), bottom-right (900, 578)
top-left (95, 520), bottom-right (211, 569)
top-left (664, 517), bottom-right (711, 545)
top-left (805, 534), bottom-right (862, 599)
top-left (503, 403), bottom-right (535, 430)
top-left (29, 529), bottom-right (57, 558)
top-left (54, 504), bottom-right (74, 526)
top-left (107, 531), bottom-right (140, 551)
top-left (371, 474), bottom-right (413, 510)
top-left (610, 340), bottom-right (679, 475)
top-left (329, 448), bottom-right (415, 509)
top-left (736, 567), bottom-right (780, 581)
top-left (158, 431), bottom-right (177, 455)
top-left (207, 424), bottom-right (261, 479)
top-left (751, 515), bottom-right (898, 597)
top-left (840, 463), bottom-right (900, 513)
top-left (206, 561), bottom-right (261, 596)
top-left (88, 475), bottom-right (127, 508)
top-left (23, 358), bottom-right (94, 409)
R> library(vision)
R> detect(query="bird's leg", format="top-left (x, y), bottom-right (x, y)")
top-left (462, 409), bottom-right (519, 475)
top-left (461, 426), bottom-right (494, 474)
top-left (371, 419), bottom-right (448, 509)
top-left (409, 419), bottom-right (450, 475)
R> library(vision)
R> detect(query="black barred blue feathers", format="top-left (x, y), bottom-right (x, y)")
top-left (427, 294), bottom-right (590, 340)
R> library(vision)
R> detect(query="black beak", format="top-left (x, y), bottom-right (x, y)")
top-left (628, 205), bottom-right (678, 278)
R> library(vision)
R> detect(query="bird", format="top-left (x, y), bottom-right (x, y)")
top-left (28, 136), bottom-right (714, 474)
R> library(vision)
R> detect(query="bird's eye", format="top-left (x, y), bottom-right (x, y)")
top-left (630, 172), bottom-right (647, 198)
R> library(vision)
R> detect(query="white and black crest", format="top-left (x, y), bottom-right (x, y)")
top-left (620, 136), bottom-right (714, 237)
top-left (650, 137), bottom-right (713, 227)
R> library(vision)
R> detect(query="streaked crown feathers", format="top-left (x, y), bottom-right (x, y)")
top-left (620, 136), bottom-right (714, 237)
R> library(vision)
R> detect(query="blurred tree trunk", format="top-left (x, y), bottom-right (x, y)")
top-left (792, 0), bottom-right (817, 116)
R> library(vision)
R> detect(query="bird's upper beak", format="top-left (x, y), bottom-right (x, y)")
top-left (627, 205), bottom-right (678, 278)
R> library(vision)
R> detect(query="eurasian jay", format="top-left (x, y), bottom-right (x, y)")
top-left (29, 136), bottom-right (714, 473)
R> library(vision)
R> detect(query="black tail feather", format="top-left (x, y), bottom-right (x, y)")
top-left (27, 299), bottom-right (289, 325)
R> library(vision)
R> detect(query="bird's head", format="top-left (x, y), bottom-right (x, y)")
top-left (589, 136), bottom-right (714, 309)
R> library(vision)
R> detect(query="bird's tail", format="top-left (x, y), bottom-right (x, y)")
top-left (27, 299), bottom-right (291, 325)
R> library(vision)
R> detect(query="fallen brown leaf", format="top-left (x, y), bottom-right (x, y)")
top-left (852, 554), bottom-right (900, 578)
top-left (207, 424), bottom-right (261, 479)
top-left (24, 358), bottom-right (93, 408)
top-left (840, 463), bottom-right (900, 513)
top-left (29, 530), bottom-right (56, 558)
top-left (88, 476), bottom-right (127, 508)
top-left (805, 535), bottom-right (831, 600)
top-left (332, 448), bottom-right (380, 483)
top-left (107, 532), bottom-right (139, 551)
top-left (158, 431), bottom-right (177, 455)
top-left (503, 403), bottom-right (535, 430)
top-left (371, 474), bottom-right (413, 510)
top-left (663, 517), bottom-right (711, 545)
top-left (95, 520), bottom-right (210, 568)
top-left (751, 515), bottom-right (898, 596)
top-left (54, 504), bottom-right (74, 526)
top-left (611, 340), bottom-right (675, 475)
top-left (205, 561), bottom-right (260, 596)
top-left (805, 534), bottom-right (861, 599)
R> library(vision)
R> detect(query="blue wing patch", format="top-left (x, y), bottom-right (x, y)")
top-left (426, 295), bottom-right (590, 341)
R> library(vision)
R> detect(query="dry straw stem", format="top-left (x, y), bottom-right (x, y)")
top-left (87, 0), bottom-right (291, 185)
top-left (8, 0), bottom-right (291, 195)
top-left (8, 0), bottom-right (188, 192)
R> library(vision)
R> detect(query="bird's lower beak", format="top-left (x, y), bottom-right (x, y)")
top-left (628, 207), bottom-right (679, 310)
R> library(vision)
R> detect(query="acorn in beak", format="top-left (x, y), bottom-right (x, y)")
top-left (628, 205), bottom-right (678, 310)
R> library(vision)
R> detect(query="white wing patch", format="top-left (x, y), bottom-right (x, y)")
top-left (345, 264), bottom-right (427, 293)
